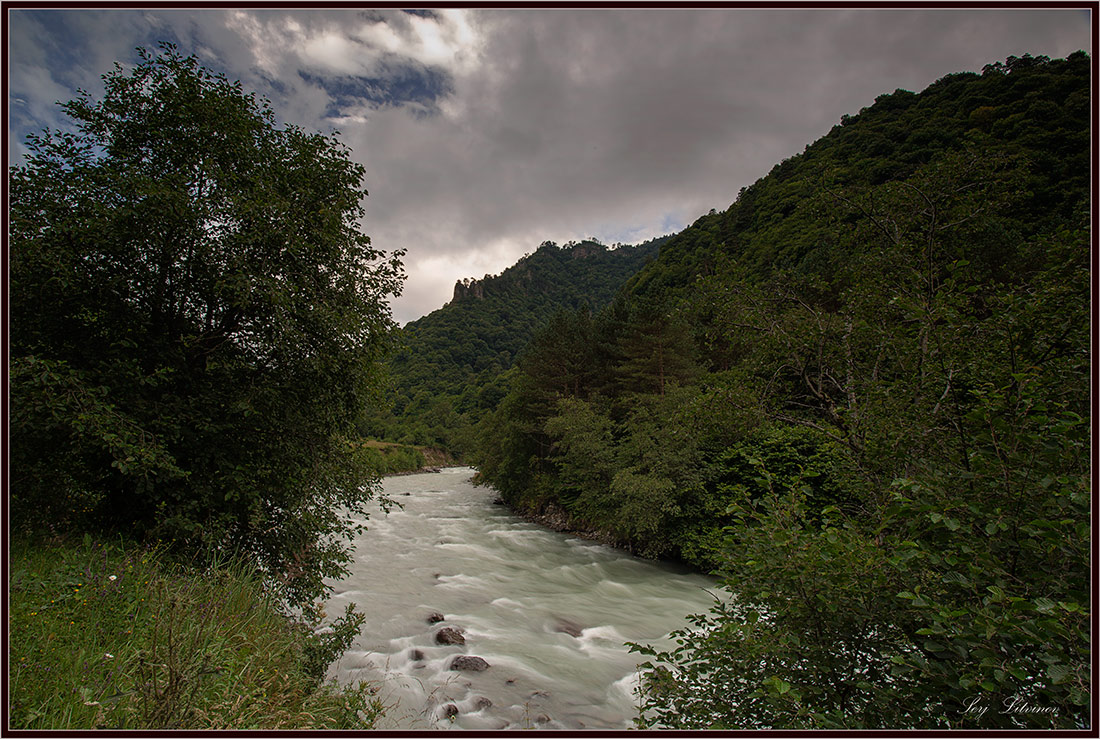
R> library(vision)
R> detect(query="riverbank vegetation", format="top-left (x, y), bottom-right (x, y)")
top-left (9, 44), bottom-right (402, 727)
top-left (9, 536), bottom-right (383, 730)
top-left (473, 52), bottom-right (1091, 728)
top-left (359, 440), bottom-right (456, 475)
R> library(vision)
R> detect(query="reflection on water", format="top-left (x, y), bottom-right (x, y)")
top-left (325, 467), bottom-right (719, 730)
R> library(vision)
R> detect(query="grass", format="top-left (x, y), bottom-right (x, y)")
top-left (359, 442), bottom-right (427, 475)
top-left (8, 534), bottom-right (385, 730)
top-left (358, 439), bottom-right (457, 474)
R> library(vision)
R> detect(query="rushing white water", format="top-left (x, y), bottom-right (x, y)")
top-left (324, 467), bottom-right (720, 730)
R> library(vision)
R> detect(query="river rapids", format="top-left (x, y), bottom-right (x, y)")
top-left (324, 467), bottom-right (719, 730)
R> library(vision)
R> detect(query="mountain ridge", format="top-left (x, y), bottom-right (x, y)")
top-left (363, 235), bottom-right (669, 451)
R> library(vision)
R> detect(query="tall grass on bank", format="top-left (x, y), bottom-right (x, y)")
top-left (362, 441), bottom-right (426, 475)
top-left (358, 440), bottom-right (457, 475)
top-left (9, 535), bottom-right (384, 730)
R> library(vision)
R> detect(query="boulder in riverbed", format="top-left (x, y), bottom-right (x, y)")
top-left (435, 627), bottom-right (466, 645)
top-left (426, 611), bottom-right (445, 624)
top-left (450, 655), bottom-right (490, 671)
top-left (441, 703), bottom-right (459, 719)
top-left (409, 648), bottom-right (425, 662)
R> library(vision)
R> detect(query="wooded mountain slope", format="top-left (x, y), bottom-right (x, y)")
top-left (474, 52), bottom-right (1090, 728)
top-left (626, 52), bottom-right (1088, 302)
top-left (363, 237), bottom-right (665, 451)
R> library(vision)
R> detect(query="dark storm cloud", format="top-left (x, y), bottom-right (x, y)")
top-left (6, 8), bottom-right (1091, 323)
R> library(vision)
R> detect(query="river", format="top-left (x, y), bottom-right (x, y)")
top-left (323, 467), bottom-right (720, 730)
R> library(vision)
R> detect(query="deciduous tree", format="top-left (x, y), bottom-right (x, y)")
top-left (10, 44), bottom-right (405, 605)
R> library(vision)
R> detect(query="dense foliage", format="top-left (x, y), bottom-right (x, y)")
top-left (474, 53), bottom-right (1090, 728)
top-left (366, 237), bottom-right (663, 453)
top-left (10, 44), bottom-right (405, 606)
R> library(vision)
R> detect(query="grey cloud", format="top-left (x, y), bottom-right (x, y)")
top-left (369, 8), bottom-right (1089, 321)
top-left (7, 8), bottom-right (1090, 324)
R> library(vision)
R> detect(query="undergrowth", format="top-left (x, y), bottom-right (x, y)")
top-left (8, 535), bottom-right (384, 730)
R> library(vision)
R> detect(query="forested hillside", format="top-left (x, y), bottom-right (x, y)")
top-left (363, 237), bottom-right (664, 452)
top-left (474, 52), bottom-right (1091, 728)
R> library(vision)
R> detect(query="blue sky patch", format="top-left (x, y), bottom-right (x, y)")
top-left (298, 63), bottom-right (453, 118)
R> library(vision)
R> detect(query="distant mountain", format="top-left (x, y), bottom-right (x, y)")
top-left (361, 236), bottom-right (667, 451)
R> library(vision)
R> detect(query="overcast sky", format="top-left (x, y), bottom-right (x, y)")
top-left (7, 7), bottom-right (1092, 324)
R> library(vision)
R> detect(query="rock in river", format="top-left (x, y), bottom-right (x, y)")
top-left (435, 626), bottom-right (466, 645)
top-left (450, 655), bottom-right (490, 672)
top-left (426, 611), bottom-right (445, 624)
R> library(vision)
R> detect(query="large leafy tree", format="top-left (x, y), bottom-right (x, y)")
top-left (10, 44), bottom-right (405, 605)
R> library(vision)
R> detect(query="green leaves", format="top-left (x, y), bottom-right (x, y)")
top-left (10, 43), bottom-right (404, 606)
